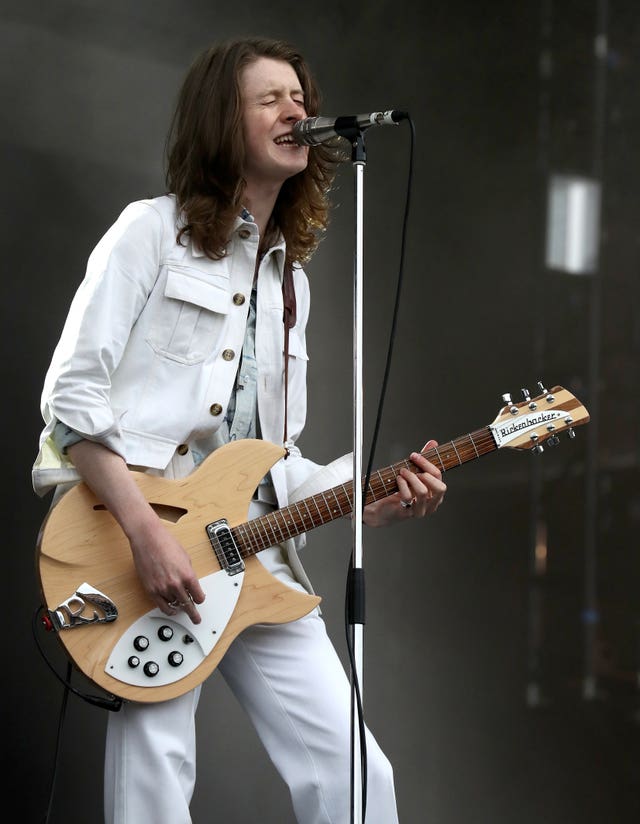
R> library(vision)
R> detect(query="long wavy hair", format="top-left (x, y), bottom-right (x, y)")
top-left (165, 37), bottom-right (343, 265)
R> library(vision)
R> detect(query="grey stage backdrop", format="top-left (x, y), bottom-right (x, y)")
top-left (3, 2), bottom-right (638, 822)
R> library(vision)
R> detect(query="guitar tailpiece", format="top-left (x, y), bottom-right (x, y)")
top-left (49, 582), bottom-right (118, 630)
top-left (32, 605), bottom-right (124, 712)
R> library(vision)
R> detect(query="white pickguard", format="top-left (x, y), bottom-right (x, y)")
top-left (105, 568), bottom-right (243, 688)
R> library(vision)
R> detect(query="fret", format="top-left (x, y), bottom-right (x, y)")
top-left (233, 523), bottom-right (250, 557)
top-left (291, 501), bottom-right (308, 531)
top-left (279, 507), bottom-right (296, 539)
top-left (369, 470), bottom-right (385, 501)
top-left (268, 512), bottom-right (286, 543)
top-left (379, 467), bottom-right (398, 494)
top-left (338, 483), bottom-right (353, 515)
top-left (431, 445), bottom-right (446, 473)
top-left (317, 491), bottom-right (334, 519)
top-left (325, 487), bottom-right (346, 518)
top-left (246, 518), bottom-right (264, 551)
top-left (310, 494), bottom-right (324, 521)
top-left (300, 497), bottom-right (316, 528)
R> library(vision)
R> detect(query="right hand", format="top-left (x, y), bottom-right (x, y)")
top-left (67, 439), bottom-right (206, 624)
top-left (128, 516), bottom-right (206, 625)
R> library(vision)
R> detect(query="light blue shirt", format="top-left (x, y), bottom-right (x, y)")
top-left (225, 285), bottom-right (258, 443)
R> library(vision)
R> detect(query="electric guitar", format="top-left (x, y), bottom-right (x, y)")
top-left (36, 384), bottom-right (589, 703)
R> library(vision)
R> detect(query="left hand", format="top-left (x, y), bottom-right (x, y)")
top-left (362, 439), bottom-right (446, 528)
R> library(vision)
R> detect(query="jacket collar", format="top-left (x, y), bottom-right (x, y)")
top-left (188, 214), bottom-right (287, 278)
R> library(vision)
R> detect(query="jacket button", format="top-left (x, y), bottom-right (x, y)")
top-left (222, 349), bottom-right (235, 361)
top-left (209, 403), bottom-right (223, 416)
top-left (238, 228), bottom-right (251, 239)
top-left (176, 444), bottom-right (189, 456)
top-left (233, 292), bottom-right (245, 306)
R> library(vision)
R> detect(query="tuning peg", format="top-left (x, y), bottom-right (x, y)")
top-left (537, 380), bottom-right (547, 394)
top-left (530, 433), bottom-right (544, 453)
top-left (523, 386), bottom-right (538, 409)
top-left (546, 426), bottom-right (559, 447)
top-left (502, 392), bottom-right (519, 414)
top-left (567, 428), bottom-right (576, 439)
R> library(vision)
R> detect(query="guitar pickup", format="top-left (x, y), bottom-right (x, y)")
top-left (205, 520), bottom-right (245, 575)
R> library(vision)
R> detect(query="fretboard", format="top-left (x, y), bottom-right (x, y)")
top-left (231, 427), bottom-right (497, 558)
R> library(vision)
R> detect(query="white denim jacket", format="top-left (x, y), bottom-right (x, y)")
top-left (32, 195), bottom-right (324, 509)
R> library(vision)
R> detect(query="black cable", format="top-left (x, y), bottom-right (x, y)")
top-left (42, 659), bottom-right (71, 824)
top-left (345, 567), bottom-right (369, 821)
top-left (344, 115), bottom-right (416, 822)
top-left (363, 117), bottom-right (416, 495)
top-left (31, 605), bottom-right (122, 824)
top-left (32, 605), bottom-right (121, 823)
top-left (32, 605), bottom-right (123, 712)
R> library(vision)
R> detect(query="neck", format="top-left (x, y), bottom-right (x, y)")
top-left (243, 181), bottom-right (281, 238)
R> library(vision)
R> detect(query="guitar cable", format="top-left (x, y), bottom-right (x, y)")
top-left (344, 114), bottom-right (416, 822)
top-left (32, 605), bottom-right (123, 711)
top-left (32, 605), bottom-right (122, 823)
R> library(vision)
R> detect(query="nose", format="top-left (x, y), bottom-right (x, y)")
top-left (282, 98), bottom-right (306, 123)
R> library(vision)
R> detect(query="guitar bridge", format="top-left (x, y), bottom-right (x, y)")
top-left (205, 519), bottom-right (245, 575)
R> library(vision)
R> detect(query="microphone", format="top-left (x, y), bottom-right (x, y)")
top-left (292, 110), bottom-right (409, 146)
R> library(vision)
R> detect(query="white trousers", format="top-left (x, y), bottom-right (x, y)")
top-left (104, 605), bottom-right (398, 824)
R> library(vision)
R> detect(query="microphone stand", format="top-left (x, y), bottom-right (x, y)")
top-left (343, 126), bottom-right (368, 824)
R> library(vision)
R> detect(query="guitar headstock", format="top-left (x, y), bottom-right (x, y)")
top-left (489, 383), bottom-right (590, 452)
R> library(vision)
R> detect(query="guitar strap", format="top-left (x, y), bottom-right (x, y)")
top-left (282, 261), bottom-right (296, 452)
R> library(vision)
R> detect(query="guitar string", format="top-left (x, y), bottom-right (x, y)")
top-left (164, 427), bottom-right (500, 562)
top-left (141, 395), bottom-right (581, 561)
top-left (151, 402), bottom-right (581, 564)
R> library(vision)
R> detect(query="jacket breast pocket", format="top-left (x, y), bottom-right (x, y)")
top-left (147, 267), bottom-right (230, 364)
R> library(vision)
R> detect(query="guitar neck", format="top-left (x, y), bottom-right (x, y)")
top-left (232, 427), bottom-right (497, 558)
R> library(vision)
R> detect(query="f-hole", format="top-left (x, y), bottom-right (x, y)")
top-left (92, 503), bottom-right (188, 523)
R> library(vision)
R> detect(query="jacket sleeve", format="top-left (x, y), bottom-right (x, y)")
top-left (41, 201), bottom-right (164, 454)
top-left (33, 201), bottom-right (164, 496)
